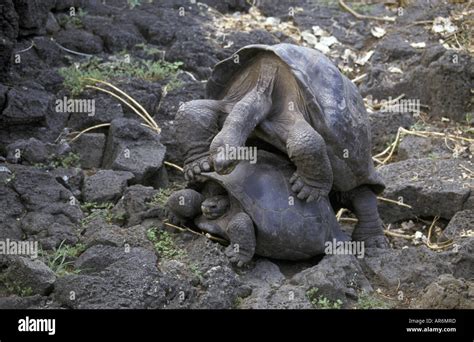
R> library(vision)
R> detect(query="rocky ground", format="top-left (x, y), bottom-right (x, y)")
top-left (0, 0), bottom-right (472, 309)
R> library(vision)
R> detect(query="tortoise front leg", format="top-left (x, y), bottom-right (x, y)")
top-left (175, 99), bottom-right (224, 180)
top-left (287, 120), bottom-right (334, 202)
top-left (210, 63), bottom-right (277, 174)
top-left (224, 212), bottom-right (256, 267)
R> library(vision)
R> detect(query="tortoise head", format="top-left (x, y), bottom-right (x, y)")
top-left (201, 195), bottom-right (230, 220)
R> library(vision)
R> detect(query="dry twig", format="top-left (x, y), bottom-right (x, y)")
top-left (339, 0), bottom-right (396, 22)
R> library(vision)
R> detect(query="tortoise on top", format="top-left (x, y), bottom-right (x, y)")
top-left (175, 43), bottom-right (387, 247)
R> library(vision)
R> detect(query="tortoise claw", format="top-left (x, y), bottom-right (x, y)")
top-left (291, 179), bottom-right (304, 193)
top-left (290, 172), bottom-right (327, 203)
top-left (183, 155), bottom-right (214, 181)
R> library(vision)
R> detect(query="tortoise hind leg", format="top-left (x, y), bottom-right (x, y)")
top-left (287, 120), bottom-right (333, 202)
top-left (224, 212), bottom-right (256, 267)
top-left (348, 186), bottom-right (389, 249)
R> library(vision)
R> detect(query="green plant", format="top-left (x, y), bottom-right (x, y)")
top-left (147, 228), bottom-right (185, 259)
top-left (0, 275), bottom-right (34, 297)
top-left (189, 262), bottom-right (203, 280)
top-left (59, 56), bottom-right (183, 96)
top-left (356, 292), bottom-right (392, 309)
top-left (410, 121), bottom-right (428, 131)
top-left (51, 152), bottom-right (81, 168)
top-left (150, 188), bottom-right (175, 207)
top-left (40, 240), bottom-right (86, 277)
top-left (128, 0), bottom-right (142, 9)
top-left (134, 43), bottom-right (163, 57)
top-left (149, 183), bottom-right (186, 207)
top-left (80, 202), bottom-right (119, 226)
top-left (80, 201), bottom-right (113, 212)
top-left (306, 287), bottom-right (343, 309)
top-left (350, 1), bottom-right (374, 14)
top-left (58, 8), bottom-right (87, 28)
top-left (465, 113), bottom-right (473, 125)
top-left (233, 296), bottom-right (243, 309)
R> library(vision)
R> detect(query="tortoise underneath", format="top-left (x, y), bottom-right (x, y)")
top-left (166, 151), bottom-right (348, 266)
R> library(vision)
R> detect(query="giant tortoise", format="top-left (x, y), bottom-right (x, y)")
top-left (166, 151), bottom-right (347, 265)
top-left (175, 43), bottom-right (387, 247)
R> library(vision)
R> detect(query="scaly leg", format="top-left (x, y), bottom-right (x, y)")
top-left (287, 120), bottom-right (333, 202)
top-left (224, 212), bottom-right (256, 267)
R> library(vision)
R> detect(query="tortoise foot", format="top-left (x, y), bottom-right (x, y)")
top-left (352, 232), bottom-right (389, 250)
top-left (184, 154), bottom-right (213, 180)
top-left (289, 172), bottom-right (328, 203)
top-left (225, 244), bottom-right (253, 267)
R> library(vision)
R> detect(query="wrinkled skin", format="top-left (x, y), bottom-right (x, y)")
top-left (166, 188), bottom-right (256, 267)
top-left (176, 45), bottom-right (388, 248)
top-left (165, 151), bottom-right (349, 266)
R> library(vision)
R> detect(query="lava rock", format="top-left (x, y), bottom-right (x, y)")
top-left (439, 211), bottom-right (473, 280)
top-left (410, 274), bottom-right (474, 309)
top-left (2, 256), bottom-right (56, 295)
top-left (45, 12), bottom-right (60, 34)
top-left (1, 86), bottom-right (52, 125)
top-left (5, 138), bottom-right (70, 165)
top-left (82, 169), bottom-right (134, 203)
top-left (398, 135), bottom-right (453, 160)
top-left (32, 36), bottom-right (64, 66)
top-left (167, 39), bottom-right (221, 80)
top-left (378, 158), bottom-right (472, 222)
top-left (12, 0), bottom-right (53, 36)
top-left (362, 47), bottom-right (474, 121)
top-left (0, 184), bottom-right (24, 240)
top-left (238, 260), bottom-right (289, 309)
top-left (75, 245), bottom-right (148, 273)
top-left (291, 255), bottom-right (373, 302)
top-left (194, 264), bottom-right (243, 309)
top-left (70, 133), bottom-right (106, 169)
top-left (49, 167), bottom-right (84, 197)
top-left (81, 217), bottom-right (154, 250)
top-left (361, 246), bottom-right (452, 290)
top-left (0, 0), bottom-right (19, 75)
top-left (53, 246), bottom-right (173, 309)
top-left (0, 294), bottom-right (48, 309)
top-left (110, 184), bottom-right (158, 226)
top-left (54, 28), bottom-right (104, 55)
top-left (199, 0), bottom-right (250, 13)
top-left (89, 20), bottom-right (145, 52)
top-left (66, 93), bottom-right (124, 130)
top-left (442, 210), bottom-right (474, 240)
top-left (8, 165), bottom-right (83, 249)
top-left (369, 110), bottom-right (415, 152)
top-left (102, 118), bottom-right (166, 185)
top-left (371, 35), bottom-right (419, 64)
